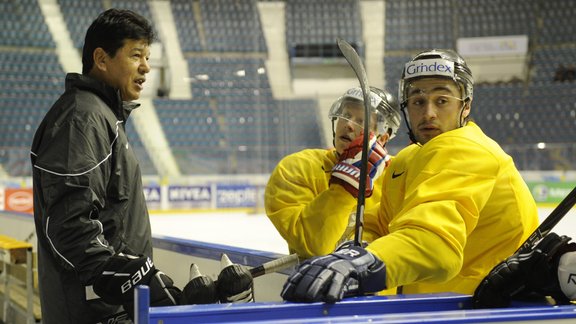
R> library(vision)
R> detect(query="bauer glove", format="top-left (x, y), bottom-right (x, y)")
top-left (330, 132), bottom-right (390, 198)
top-left (281, 245), bottom-right (387, 303)
top-left (473, 232), bottom-right (576, 308)
top-left (93, 253), bottom-right (181, 318)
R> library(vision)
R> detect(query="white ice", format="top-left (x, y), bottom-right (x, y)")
top-left (150, 208), bottom-right (576, 255)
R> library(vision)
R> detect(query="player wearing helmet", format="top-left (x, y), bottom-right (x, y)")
top-left (281, 49), bottom-right (539, 303)
top-left (264, 86), bottom-right (401, 259)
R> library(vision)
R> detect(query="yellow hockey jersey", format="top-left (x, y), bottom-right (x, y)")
top-left (365, 122), bottom-right (539, 295)
top-left (265, 148), bottom-right (384, 259)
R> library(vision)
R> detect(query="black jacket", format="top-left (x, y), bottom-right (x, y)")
top-left (31, 73), bottom-right (152, 324)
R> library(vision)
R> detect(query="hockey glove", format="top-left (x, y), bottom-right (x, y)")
top-left (217, 254), bottom-right (255, 303)
top-left (181, 264), bottom-right (219, 305)
top-left (330, 132), bottom-right (390, 198)
top-left (93, 253), bottom-right (182, 317)
top-left (472, 232), bottom-right (575, 308)
top-left (281, 245), bottom-right (387, 303)
top-left (335, 239), bottom-right (369, 251)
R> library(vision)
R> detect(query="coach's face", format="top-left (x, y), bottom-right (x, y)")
top-left (405, 78), bottom-right (470, 144)
top-left (93, 39), bottom-right (151, 101)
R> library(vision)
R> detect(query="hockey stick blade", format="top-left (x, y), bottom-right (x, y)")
top-left (249, 253), bottom-right (299, 278)
top-left (516, 185), bottom-right (576, 254)
top-left (337, 38), bottom-right (371, 247)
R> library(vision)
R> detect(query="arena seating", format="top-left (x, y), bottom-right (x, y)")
top-left (384, 0), bottom-right (454, 51)
top-left (199, 0), bottom-right (267, 53)
top-left (0, 50), bottom-right (62, 177)
top-left (1, 0), bottom-right (575, 175)
top-left (58, 0), bottom-right (106, 49)
top-left (153, 98), bottom-right (226, 174)
top-left (0, 0), bottom-right (55, 48)
top-left (538, 0), bottom-right (576, 45)
top-left (170, 0), bottom-right (203, 52)
top-left (285, 0), bottom-right (363, 58)
top-left (456, 0), bottom-right (539, 39)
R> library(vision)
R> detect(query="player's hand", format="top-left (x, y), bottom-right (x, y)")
top-left (181, 264), bottom-right (219, 305)
top-left (281, 245), bottom-right (387, 303)
top-left (335, 240), bottom-right (368, 251)
top-left (330, 132), bottom-right (390, 198)
top-left (93, 253), bottom-right (181, 318)
top-left (473, 233), bottom-right (574, 308)
top-left (217, 254), bottom-right (254, 303)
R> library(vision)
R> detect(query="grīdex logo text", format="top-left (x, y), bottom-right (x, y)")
top-left (344, 88), bottom-right (383, 108)
top-left (404, 58), bottom-right (454, 79)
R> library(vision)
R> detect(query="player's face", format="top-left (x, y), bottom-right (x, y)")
top-left (100, 39), bottom-right (151, 101)
top-left (405, 78), bottom-right (469, 144)
top-left (334, 101), bottom-right (377, 154)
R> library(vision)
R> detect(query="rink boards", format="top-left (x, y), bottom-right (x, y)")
top-left (2, 211), bottom-right (576, 323)
top-left (148, 235), bottom-right (576, 324)
top-left (135, 287), bottom-right (576, 324)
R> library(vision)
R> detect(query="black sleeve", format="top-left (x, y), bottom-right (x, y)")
top-left (34, 111), bottom-right (116, 284)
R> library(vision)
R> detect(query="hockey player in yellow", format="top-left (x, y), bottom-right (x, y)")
top-left (265, 87), bottom-right (401, 259)
top-left (281, 49), bottom-right (540, 302)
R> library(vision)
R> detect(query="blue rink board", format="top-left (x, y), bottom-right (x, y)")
top-left (152, 234), bottom-right (295, 275)
top-left (134, 286), bottom-right (576, 324)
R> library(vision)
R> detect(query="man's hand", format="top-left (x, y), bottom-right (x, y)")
top-left (330, 132), bottom-right (389, 198)
top-left (93, 253), bottom-right (181, 317)
top-left (217, 254), bottom-right (254, 303)
top-left (473, 233), bottom-right (574, 308)
top-left (181, 264), bottom-right (219, 305)
top-left (281, 246), bottom-right (386, 303)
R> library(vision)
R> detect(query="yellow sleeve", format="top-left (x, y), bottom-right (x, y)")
top-left (265, 149), bottom-right (357, 258)
top-left (368, 134), bottom-right (500, 289)
top-left (362, 176), bottom-right (389, 243)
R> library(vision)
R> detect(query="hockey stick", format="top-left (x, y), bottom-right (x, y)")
top-left (249, 253), bottom-right (299, 278)
top-left (182, 254), bottom-right (299, 305)
top-left (516, 185), bottom-right (576, 254)
top-left (337, 38), bottom-right (371, 247)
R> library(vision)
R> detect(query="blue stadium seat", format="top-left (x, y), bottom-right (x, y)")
top-left (286, 0), bottom-right (363, 57)
top-left (58, 0), bottom-right (106, 49)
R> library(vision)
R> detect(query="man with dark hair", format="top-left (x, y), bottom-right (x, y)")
top-left (31, 9), bottom-right (180, 323)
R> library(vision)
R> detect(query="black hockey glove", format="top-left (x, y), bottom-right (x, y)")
top-left (93, 253), bottom-right (182, 318)
top-left (217, 254), bottom-right (255, 303)
top-left (181, 264), bottom-right (219, 305)
top-left (281, 246), bottom-right (387, 303)
top-left (473, 233), bottom-right (574, 308)
top-left (335, 240), bottom-right (368, 251)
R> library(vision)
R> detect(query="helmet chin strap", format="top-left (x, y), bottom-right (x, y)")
top-left (458, 99), bottom-right (471, 127)
top-left (400, 102), bottom-right (419, 145)
top-left (331, 118), bottom-right (341, 158)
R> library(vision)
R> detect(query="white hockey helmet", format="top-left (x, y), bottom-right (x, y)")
top-left (399, 49), bottom-right (474, 143)
top-left (399, 49), bottom-right (474, 106)
top-left (329, 86), bottom-right (401, 139)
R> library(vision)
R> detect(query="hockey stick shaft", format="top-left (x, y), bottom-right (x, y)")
top-left (337, 38), bottom-right (371, 247)
top-left (516, 185), bottom-right (576, 253)
top-left (249, 253), bottom-right (299, 278)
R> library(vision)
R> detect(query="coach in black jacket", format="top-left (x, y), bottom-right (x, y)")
top-left (31, 9), bottom-right (180, 324)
